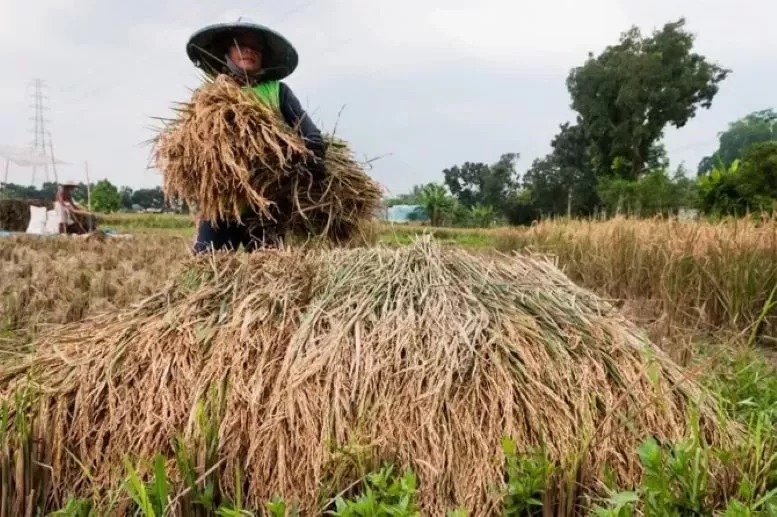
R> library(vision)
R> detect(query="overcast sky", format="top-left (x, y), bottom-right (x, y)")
top-left (0, 0), bottom-right (774, 197)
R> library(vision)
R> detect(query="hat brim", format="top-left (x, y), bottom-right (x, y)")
top-left (186, 22), bottom-right (299, 82)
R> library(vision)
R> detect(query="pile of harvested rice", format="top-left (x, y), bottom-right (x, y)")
top-left (0, 199), bottom-right (98, 233)
top-left (0, 238), bottom-right (731, 514)
top-left (0, 199), bottom-right (51, 231)
top-left (153, 74), bottom-right (382, 243)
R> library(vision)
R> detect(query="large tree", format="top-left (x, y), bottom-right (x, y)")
top-left (523, 123), bottom-right (600, 216)
top-left (567, 18), bottom-right (729, 180)
top-left (443, 153), bottom-right (520, 213)
top-left (698, 109), bottom-right (777, 175)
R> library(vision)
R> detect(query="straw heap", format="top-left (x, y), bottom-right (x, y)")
top-left (0, 199), bottom-right (51, 232)
top-left (0, 199), bottom-right (97, 233)
top-left (0, 238), bottom-right (730, 515)
top-left (153, 74), bottom-right (382, 243)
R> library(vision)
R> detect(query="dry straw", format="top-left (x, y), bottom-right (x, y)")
top-left (0, 234), bottom-right (188, 352)
top-left (152, 74), bottom-right (382, 243)
top-left (0, 238), bottom-right (730, 514)
top-left (288, 137), bottom-right (384, 245)
top-left (0, 199), bottom-right (51, 232)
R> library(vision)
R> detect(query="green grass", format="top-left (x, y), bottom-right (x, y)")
top-left (590, 346), bottom-right (777, 516)
top-left (101, 213), bottom-right (194, 229)
top-left (101, 213), bottom-right (197, 238)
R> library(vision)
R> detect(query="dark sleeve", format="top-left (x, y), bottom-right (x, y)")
top-left (279, 82), bottom-right (326, 158)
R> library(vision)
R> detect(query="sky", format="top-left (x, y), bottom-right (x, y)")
top-left (0, 0), bottom-right (774, 198)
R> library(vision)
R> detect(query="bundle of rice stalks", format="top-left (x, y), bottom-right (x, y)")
top-left (152, 74), bottom-right (382, 243)
top-left (0, 199), bottom-right (52, 232)
top-left (153, 74), bottom-right (310, 223)
top-left (289, 136), bottom-right (383, 245)
top-left (0, 238), bottom-right (732, 515)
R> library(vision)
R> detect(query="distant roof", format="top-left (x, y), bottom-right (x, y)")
top-left (0, 145), bottom-right (69, 167)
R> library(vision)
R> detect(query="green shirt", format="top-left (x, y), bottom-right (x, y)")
top-left (240, 80), bottom-right (281, 218)
top-left (245, 80), bottom-right (280, 111)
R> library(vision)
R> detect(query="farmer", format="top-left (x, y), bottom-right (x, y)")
top-left (54, 181), bottom-right (89, 234)
top-left (186, 20), bottom-right (326, 253)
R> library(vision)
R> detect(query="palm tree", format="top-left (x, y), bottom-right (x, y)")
top-left (470, 205), bottom-right (495, 228)
top-left (418, 183), bottom-right (454, 227)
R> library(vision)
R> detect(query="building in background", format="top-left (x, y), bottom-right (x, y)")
top-left (383, 204), bottom-right (428, 223)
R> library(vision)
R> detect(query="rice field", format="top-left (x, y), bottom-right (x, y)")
top-left (0, 215), bottom-right (775, 515)
top-left (104, 213), bottom-right (777, 345)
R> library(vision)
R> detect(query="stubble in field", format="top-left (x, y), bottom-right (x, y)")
top-left (0, 235), bottom-right (189, 350)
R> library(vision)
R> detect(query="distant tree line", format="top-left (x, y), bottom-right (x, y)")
top-left (0, 181), bottom-right (178, 214)
top-left (6, 20), bottom-right (776, 224)
top-left (386, 19), bottom-right (777, 226)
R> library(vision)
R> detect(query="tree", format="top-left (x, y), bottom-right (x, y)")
top-left (120, 186), bottom-right (134, 210)
top-left (417, 183), bottom-right (455, 227)
top-left (596, 176), bottom-right (640, 215)
top-left (503, 189), bottom-right (539, 226)
top-left (523, 156), bottom-right (569, 216)
top-left (671, 165), bottom-right (699, 209)
top-left (91, 179), bottom-right (121, 213)
top-left (567, 18), bottom-right (729, 180)
top-left (0, 181), bottom-right (88, 204)
top-left (385, 185), bottom-right (423, 207)
top-left (0, 183), bottom-right (42, 200)
top-left (548, 123), bottom-right (601, 214)
top-left (596, 167), bottom-right (698, 217)
top-left (697, 142), bottom-right (777, 215)
top-left (38, 182), bottom-right (58, 201)
top-left (131, 187), bottom-right (164, 209)
top-left (697, 158), bottom-right (747, 215)
top-left (522, 124), bottom-right (600, 217)
top-left (443, 161), bottom-right (491, 208)
top-left (469, 205), bottom-right (495, 228)
top-left (697, 109), bottom-right (777, 174)
top-left (443, 153), bottom-right (520, 214)
top-left (736, 142), bottom-right (777, 208)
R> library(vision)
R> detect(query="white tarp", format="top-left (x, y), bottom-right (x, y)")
top-left (25, 206), bottom-right (48, 234)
